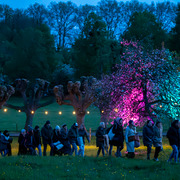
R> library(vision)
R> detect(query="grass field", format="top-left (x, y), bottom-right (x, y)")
top-left (0, 137), bottom-right (180, 180)
top-left (0, 97), bottom-right (101, 132)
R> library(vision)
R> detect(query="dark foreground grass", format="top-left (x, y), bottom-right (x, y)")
top-left (0, 137), bottom-right (180, 179)
top-left (0, 155), bottom-right (180, 180)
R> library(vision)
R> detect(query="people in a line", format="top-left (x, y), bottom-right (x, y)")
top-left (59, 124), bottom-right (71, 155)
top-left (33, 125), bottom-right (42, 156)
top-left (96, 122), bottom-right (106, 157)
top-left (153, 121), bottom-right (163, 161)
top-left (41, 120), bottom-right (54, 156)
top-left (0, 130), bottom-right (13, 156)
top-left (68, 123), bottom-right (79, 156)
top-left (109, 117), bottom-right (124, 157)
top-left (25, 125), bottom-right (35, 155)
top-left (18, 129), bottom-right (27, 155)
top-left (167, 120), bottom-right (180, 163)
top-left (125, 120), bottom-right (136, 158)
top-left (78, 124), bottom-right (90, 157)
top-left (143, 120), bottom-right (154, 160)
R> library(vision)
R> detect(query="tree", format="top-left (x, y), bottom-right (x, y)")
top-left (169, 3), bottom-right (180, 53)
top-left (5, 78), bottom-right (54, 130)
top-left (0, 84), bottom-right (14, 108)
top-left (47, 1), bottom-right (77, 49)
top-left (26, 3), bottom-right (47, 26)
top-left (100, 41), bottom-right (180, 126)
top-left (72, 12), bottom-right (119, 78)
top-left (122, 11), bottom-right (167, 49)
top-left (3, 24), bottom-right (57, 81)
top-left (54, 77), bottom-right (97, 127)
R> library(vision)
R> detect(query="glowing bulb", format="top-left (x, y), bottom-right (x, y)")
top-left (73, 111), bottom-right (76, 115)
top-left (31, 111), bottom-right (35, 114)
top-left (87, 111), bottom-right (90, 114)
top-left (101, 110), bottom-right (104, 113)
top-left (45, 111), bottom-right (48, 115)
top-left (4, 108), bottom-right (7, 112)
top-left (159, 105), bottom-right (162, 108)
top-left (59, 111), bottom-right (62, 115)
top-left (18, 110), bottom-right (21, 113)
top-left (114, 108), bottom-right (118, 113)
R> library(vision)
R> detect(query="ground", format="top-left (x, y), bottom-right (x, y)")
top-left (0, 137), bottom-right (180, 179)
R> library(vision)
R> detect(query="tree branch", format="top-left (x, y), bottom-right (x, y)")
top-left (5, 103), bottom-right (24, 111)
top-left (37, 98), bottom-right (55, 109)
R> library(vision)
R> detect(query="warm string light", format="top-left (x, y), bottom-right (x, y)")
top-left (2, 109), bottom-right (90, 115)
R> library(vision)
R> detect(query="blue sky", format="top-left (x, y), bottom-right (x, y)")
top-left (0, 0), bottom-right (179, 9)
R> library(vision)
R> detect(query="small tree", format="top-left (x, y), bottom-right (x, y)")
top-left (0, 84), bottom-right (14, 108)
top-left (5, 78), bottom-right (54, 130)
top-left (54, 77), bottom-right (97, 126)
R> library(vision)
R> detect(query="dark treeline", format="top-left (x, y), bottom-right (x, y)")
top-left (0, 0), bottom-right (180, 83)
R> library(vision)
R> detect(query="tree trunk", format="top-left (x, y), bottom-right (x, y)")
top-left (24, 112), bottom-right (34, 130)
top-left (76, 114), bottom-right (85, 127)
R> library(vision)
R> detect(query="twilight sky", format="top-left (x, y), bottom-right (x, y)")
top-left (0, 0), bottom-right (179, 9)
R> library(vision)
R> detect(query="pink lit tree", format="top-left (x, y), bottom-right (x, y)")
top-left (100, 41), bottom-right (180, 126)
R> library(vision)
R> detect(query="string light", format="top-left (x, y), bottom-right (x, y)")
top-left (73, 111), bottom-right (76, 115)
top-left (87, 111), bottom-right (90, 114)
top-left (45, 111), bottom-right (48, 115)
top-left (59, 111), bottom-right (62, 115)
top-left (4, 108), bottom-right (7, 112)
top-left (159, 105), bottom-right (162, 108)
top-left (31, 111), bottom-right (35, 114)
top-left (114, 108), bottom-right (118, 113)
top-left (101, 110), bottom-right (104, 113)
top-left (18, 110), bottom-right (21, 113)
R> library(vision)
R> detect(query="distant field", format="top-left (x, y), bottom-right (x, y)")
top-left (0, 97), bottom-right (101, 132)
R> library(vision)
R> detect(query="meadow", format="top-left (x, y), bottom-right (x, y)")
top-left (0, 137), bottom-right (180, 180)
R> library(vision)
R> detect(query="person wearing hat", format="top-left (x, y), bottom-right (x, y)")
top-left (25, 125), bottom-right (35, 155)
top-left (59, 124), bottom-right (71, 155)
top-left (125, 120), bottom-right (136, 158)
top-left (33, 125), bottom-right (42, 156)
top-left (41, 120), bottom-right (54, 156)
top-left (68, 123), bottom-right (79, 156)
top-left (18, 129), bottom-right (27, 155)
top-left (108, 117), bottom-right (124, 157)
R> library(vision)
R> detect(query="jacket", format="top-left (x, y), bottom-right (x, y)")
top-left (41, 124), bottom-right (53, 144)
top-left (68, 124), bottom-right (79, 144)
top-left (33, 129), bottom-right (41, 146)
top-left (153, 126), bottom-right (162, 147)
top-left (96, 126), bottom-right (105, 147)
top-left (143, 125), bottom-right (154, 147)
top-left (78, 128), bottom-right (90, 144)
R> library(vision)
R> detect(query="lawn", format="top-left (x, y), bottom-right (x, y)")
top-left (0, 137), bottom-right (180, 180)
top-left (0, 97), bottom-right (101, 132)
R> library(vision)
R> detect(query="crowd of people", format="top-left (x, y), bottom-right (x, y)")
top-left (0, 118), bottom-right (180, 163)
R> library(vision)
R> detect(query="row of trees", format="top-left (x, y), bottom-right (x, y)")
top-left (1, 41), bottom-right (180, 129)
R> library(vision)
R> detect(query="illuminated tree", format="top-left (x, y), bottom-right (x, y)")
top-left (54, 77), bottom-right (97, 126)
top-left (101, 41), bottom-right (180, 126)
top-left (5, 78), bottom-right (54, 130)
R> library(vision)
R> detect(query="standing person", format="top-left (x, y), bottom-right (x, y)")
top-left (167, 120), bottom-right (180, 163)
top-left (96, 122), bottom-right (106, 157)
top-left (33, 126), bottom-right (42, 156)
top-left (68, 123), bottom-right (79, 156)
top-left (41, 120), bottom-right (54, 156)
top-left (143, 120), bottom-right (154, 160)
top-left (153, 121), bottom-right (163, 161)
top-left (0, 130), bottom-right (12, 156)
top-left (60, 124), bottom-right (71, 155)
top-left (125, 120), bottom-right (136, 158)
top-left (109, 117), bottom-right (124, 157)
top-left (18, 129), bottom-right (27, 155)
top-left (25, 126), bottom-right (35, 155)
top-left (78, 124), bottom-right (90, 157)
